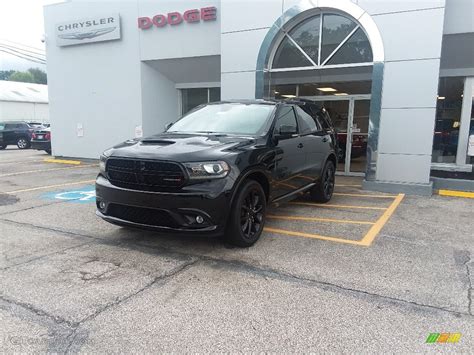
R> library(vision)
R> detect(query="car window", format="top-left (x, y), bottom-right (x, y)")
top-left (274, 106), bottom-right (298, 134)
top-left (296, 106), bottom-right (319, 134)
top-left (5, 124), bottom-right (15, 129)
top-left (0, 123), bottom-right (5, 130)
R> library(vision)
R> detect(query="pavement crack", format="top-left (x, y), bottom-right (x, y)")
top-left (2, 218), bottom-right (471, 319)
top-left (63, 258), bottom-right (198, 353)
top-left (200, 257), bottom-right (473, 318)
top-left (464, 252), bottom-right (473, 316)
top-left (0, 295), bottom-right (76, 328)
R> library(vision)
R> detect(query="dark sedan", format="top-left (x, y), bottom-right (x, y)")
top-left (31, 127), bottom-right (51, 154)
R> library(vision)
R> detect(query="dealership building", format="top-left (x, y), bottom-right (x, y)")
top-left (44, 0), bottom-right (474, 194)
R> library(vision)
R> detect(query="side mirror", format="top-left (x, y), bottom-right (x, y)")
top-left (164, 122), bottom-right (174, 131)
top-left (278, 125), bottom-right (297, 137)
top-left (273, 125), bottom-right (297, 143)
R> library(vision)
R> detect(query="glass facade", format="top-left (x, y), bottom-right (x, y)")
top-left (272, 13), bottom-right (373, 70)
top-left (181, 87), bottom-right (221, 116)
top-left (432, 77), bottom-right (465, 164)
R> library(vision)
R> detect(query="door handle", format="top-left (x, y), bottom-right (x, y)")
top-left (297, 143), bottom-right (304, 149)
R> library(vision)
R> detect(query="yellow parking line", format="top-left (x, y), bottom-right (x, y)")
top-left (267, 214), bottom-right (375, 225)
top-left (438, 189), bottom-right (474, 199)
top-left (264, 227), bottom-right (362, 246)
top-left (333, 192), bottom-right (397, 199)
top-left (4, 180), bottom-right (95, 194)
top-left (44, 158), bottom-right (82, 165)
top-left (290, 201), bottom-right (387, 211)
top-left (0, 164), bottom-right (96, 177)
top-left (359, 193), bottom-right (405, 246)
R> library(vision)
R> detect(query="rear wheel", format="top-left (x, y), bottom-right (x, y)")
top-left (0, 145), bottom-right (6, 150)
top-left (310, 160), bottom-right (335, 203)
top-left (16, 137), bottom-right (30, 149)
top-left (225, 180), bottom-right (266, 247)
top-left (45, 149), bottom-right (51, 155)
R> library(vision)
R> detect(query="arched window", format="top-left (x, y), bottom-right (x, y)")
top-left (271, 13), bottom-right (373, 70)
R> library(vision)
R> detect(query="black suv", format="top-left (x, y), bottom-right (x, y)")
top-left (0, 121), bottom-right (34, 149)
top-left (96, 100), bottom-right (337, 247)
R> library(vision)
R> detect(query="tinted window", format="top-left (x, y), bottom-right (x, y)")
top-left (5, 124), bottom-right (15, 129)
top-left (169, 103), bottom-right (275, 136)
top-left (296, 106), bottom-right (319, 134)
top-left (274, 106), bottom-right (298, 134)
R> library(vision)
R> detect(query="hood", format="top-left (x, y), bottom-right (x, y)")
top-left (107, 132), bottom-right (257, 162)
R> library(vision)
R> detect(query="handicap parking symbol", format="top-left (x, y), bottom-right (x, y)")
top-left (42, 185), bottom-right (96, 204)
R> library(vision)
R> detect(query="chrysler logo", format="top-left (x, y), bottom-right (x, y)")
top-left (58, 27), bottom-right (117, 40)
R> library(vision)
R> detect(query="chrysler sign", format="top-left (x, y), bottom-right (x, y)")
top-left (138, 7), bottom-right (217, 29)
top-left (56, 14), bottom-right (121, 47)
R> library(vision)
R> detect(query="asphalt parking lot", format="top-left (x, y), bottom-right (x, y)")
top-left (0, 148), bottom-right (473, 352)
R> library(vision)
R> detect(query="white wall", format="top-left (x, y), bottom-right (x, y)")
top-left (140, 62), bottom-right (179, 137)
top-left (138, 0), bottom-right (221, 61)
top-left (0, 102), bottom-right (49, 123)
top-left (44, 1), bottom-right (143, 159)
top-left (443, 0), bottom-right (474, 34)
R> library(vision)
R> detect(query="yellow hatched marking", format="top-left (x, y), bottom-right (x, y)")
top-left (359, 194), bottom-right (405, 246)
top-left (267, 214), bottom-right (375, 225)
top-left (264, 227), bottom-right (363, 246)
top-left (333, 192), bottom-right (398, 199)
top-left (290, 201), bottom-right (387, 210)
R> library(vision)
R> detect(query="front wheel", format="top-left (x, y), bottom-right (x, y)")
top-left (310, 160), bottom-right (335, 203)
top-left (225, 180), bottom-right (266, 247)
top-left (0, 145), bottom-right (6, 150)
top-left (17, 137), bottom-right (30, 149)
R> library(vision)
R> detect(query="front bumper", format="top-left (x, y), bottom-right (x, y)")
top-left (95, 175), bottom-right (232, 236)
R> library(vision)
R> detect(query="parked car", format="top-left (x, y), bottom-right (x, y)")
top-left (31, 127), bottom-right (51, 154)
top-left (0, 121), bottom-right (34, 149)
top-left (96, 100), bottom-right (337, 247)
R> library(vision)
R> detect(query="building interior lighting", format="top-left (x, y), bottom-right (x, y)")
top-left (334, 93), bottom-right (348, 96)
top-left (317, 87), bottom-right (337, 92)
top-left (281, 94), bottom-right (297, 98)
top-left (437, 96), bottom-right (446, 100)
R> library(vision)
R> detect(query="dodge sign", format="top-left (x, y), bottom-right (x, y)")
top-left (56, 14), bottom-right (121, 47)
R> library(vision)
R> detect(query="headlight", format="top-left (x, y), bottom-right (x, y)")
top-left (184, 161), bottom-right (230, 180)
top-left (99, 155), bottom-right (107, 174)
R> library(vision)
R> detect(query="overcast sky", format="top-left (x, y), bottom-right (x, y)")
top-left (0, 0), bottom-right (63, 71)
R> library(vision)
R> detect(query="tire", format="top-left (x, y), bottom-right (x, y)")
top-left (310, 160), bottom-right (336, 203)
top-left (45, 149), bottom-right (52, 155)
top-left (0, 145), bottom-right (6, 150)
top-left (16, 137), bottom-right (30, 149)
top-left (225, 180), bottom-right (267, 247)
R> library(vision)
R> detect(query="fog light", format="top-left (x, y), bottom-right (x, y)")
top-left (99, 201), bottom-right (106, 210)
top-left (195, 216), bottom-right (204, 224)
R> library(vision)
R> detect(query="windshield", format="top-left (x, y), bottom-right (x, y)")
top-left (169, 103), bottom-right (275, 135)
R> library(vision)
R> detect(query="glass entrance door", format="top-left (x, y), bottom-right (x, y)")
top-left (300, 95), bottom-right (370, 175)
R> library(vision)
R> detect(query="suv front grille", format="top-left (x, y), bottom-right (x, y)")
top-left (107, 204), bottom-right (178, 228)
top-left (107, 158), bottom-right (186, 192)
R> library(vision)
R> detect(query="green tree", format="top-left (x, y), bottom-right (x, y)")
top-left (8, 71), bottom-right (35, 83)
top-left (0, 70), bottom-right (15, 81)
top-left (28, 68), bottom-right (47, 84)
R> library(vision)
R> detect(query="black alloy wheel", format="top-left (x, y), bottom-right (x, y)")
top-left (226, 180), bottom-right (266, 247)
top-left (310, 160), bottom-right (335, 203)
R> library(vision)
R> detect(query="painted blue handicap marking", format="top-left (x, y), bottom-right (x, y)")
top-left (42, 185), bottom-right (96, 204)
